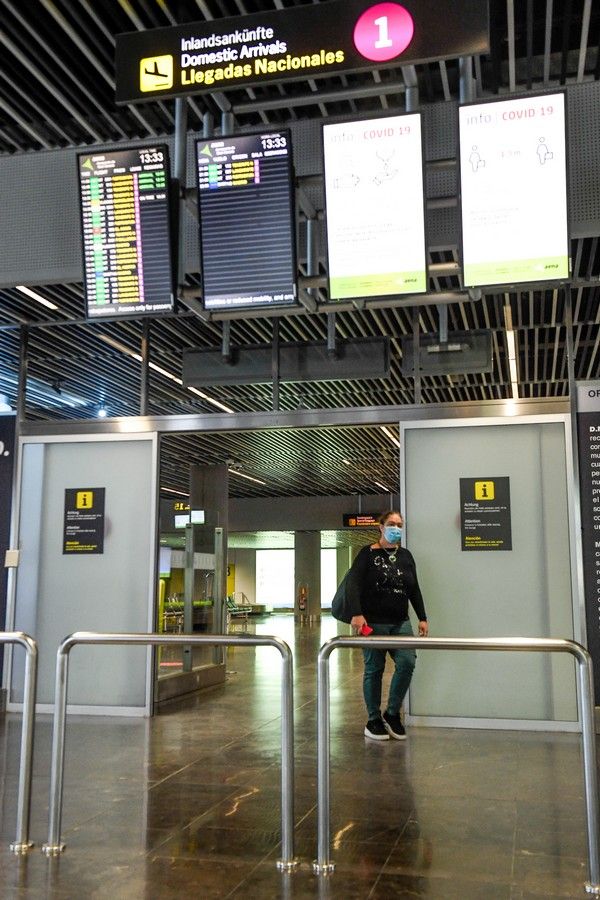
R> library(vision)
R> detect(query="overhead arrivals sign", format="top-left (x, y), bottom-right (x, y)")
top-left (115, 1), bottom-right (489, 103)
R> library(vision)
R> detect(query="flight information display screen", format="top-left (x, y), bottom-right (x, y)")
top-left (196, 131), bottom-right (297, 310)
top-left (459, 92), bottom-right (569, 287)
top-left (323, 113), bottom-right (427, 300)
top-left (78, 145), bottom-right (174, 318)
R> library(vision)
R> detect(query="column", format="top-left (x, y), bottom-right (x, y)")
top-left (294, 531), bottom-right (321, 621)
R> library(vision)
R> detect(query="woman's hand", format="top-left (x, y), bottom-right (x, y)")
top-left (418, 620), bottom-right (429, 636)
top-left (351, 614), bottom-right (367, 633)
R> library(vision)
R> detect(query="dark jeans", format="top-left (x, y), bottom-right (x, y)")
top-left (362, 620), bottom-right (416, 720)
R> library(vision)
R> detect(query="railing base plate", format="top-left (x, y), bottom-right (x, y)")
top-left (42, 843), bottom-right (66, 856)
top-left (585, 883), bottom-right (600, 895)
top-left (9, 841), bottom-right (34, 855)
top-left (312, 860), bottom-right (336, 874)
top-left (276, 858), bottom-right (299, 872)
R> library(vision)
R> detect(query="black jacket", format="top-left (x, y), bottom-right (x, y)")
top-left (346, 544), bottom-right (427, 624)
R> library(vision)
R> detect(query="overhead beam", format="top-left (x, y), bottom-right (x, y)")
top-left (18, 397), bottom-right (570, 438)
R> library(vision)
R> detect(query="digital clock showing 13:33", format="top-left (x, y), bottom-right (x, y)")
top-left (260, 135), bottom-right (287, 151)
top-left (139, 149), bottom-right (164, 165)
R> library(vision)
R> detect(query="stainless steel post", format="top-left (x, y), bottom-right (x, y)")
top-left (42, 636), bottom-right (71, 855)
top-left (315, 639), bottom-right (334, 872)
top-left (5, 632), bottom-right (38, 854)
top-left (42, 632), bottom-right (297, 869)
top-left (213, 527), bottom-right (225, 665)
top-left (313, 635), bottom-right (600, 894)
top-left (277, 638), bottom-right (296, 871)
top-left (182, 523), bottom-right (194, 672)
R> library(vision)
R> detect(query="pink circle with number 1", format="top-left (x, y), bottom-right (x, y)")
top-left (353, 2), bottom-right (415, 63)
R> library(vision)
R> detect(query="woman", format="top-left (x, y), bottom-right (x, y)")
top-left (346, 510), bottom-right (428, 741)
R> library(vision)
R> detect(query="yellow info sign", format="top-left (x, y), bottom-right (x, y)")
top-left (76, 491), bottom-right (94, 509)
top-left (474, 480), bottom-right (495, 501)
top-left (140, 55), bottom-right (174, 92)
top-left (64, 487), bottom-right (106, 554)
top-left (460, 477), bottom-right (511, 551)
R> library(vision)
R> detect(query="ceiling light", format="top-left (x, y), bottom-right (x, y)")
top-left (380, 425), bottom-right (401, 449)
top-left (16, 285), bottom-right (59, 311)
top-left (97, 405), bottom-right (108, 418)
top-left (228, 469), bottom-right (267, 485)
top-left (148, 361), bottom-right (183, 384)
top-left (374, 480), bottom-right (391, 492)
top-left (98, 334), bottom-right (141, 360)
top-left (188, 386), bottom-right (234, 414)
top-left (161, 487), bottom-right (189, 496)
top-left (503, 303), bottom-right (520, 400)
top-left (98, 335), bottom-right (234, 411)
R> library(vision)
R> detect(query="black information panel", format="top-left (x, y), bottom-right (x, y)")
top-left (576, 383), bottom-right (600, 698)
top-left (196, 131), bottom-right (296, 310)
top-left (63, 488), bottom-right (106, 555)
top-left (459, 477), bottom-right (512, 551)
top-left (78, 146), bottom-right (174, 318)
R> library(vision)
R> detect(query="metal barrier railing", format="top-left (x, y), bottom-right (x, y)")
top-left (0, 631), bottom-right (38, 855)
top-left (313, 636), bottom-right (600, 896)
top-left (41, 632), bottom-right (297, 871)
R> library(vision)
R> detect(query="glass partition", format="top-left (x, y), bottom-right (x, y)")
top-left (9, 435), bottom-right (157, 713)
top-left (402, 418), bottom-right (579, 727)
top-left (156, 523), bottom-right (225, 679)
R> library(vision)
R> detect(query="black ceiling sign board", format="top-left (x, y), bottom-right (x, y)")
top-left (460, 477), bottom-right (512, 551)
top-left (183, 336), bottom-right (390, 386)
top-left (115, 1), bottom-right (489, 103)
top-left (63, 488), bottom-right (106, 554)
top-left (400, 330), bottom-right (493, 376)
top-left (343, 514), bottom-right (379, 527)
top-left (576, 383), bottom-right (600, 697)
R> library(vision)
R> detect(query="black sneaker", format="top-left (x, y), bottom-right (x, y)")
top-left (364, 717), bottom-right (389, 741)
top-left (383, 711), bottom-right (406, 740)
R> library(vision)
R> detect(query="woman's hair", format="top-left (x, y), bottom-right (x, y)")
top-left (378, 509), bottom-right (402, 526)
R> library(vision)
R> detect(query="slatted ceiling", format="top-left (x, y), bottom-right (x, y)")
top-left (161, 422), bottom-right (401, 499)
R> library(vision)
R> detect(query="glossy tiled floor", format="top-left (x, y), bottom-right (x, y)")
top-left (0, 615), bottom-right (595, 898)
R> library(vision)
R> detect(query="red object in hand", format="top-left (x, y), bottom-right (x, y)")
top-left (360, 624), bottom-right (373, 636)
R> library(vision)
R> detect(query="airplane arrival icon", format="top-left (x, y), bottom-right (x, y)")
top-left (146, 61), bottom-right (168, 79)
top-left (139, 55), bottom-right (173, 92)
